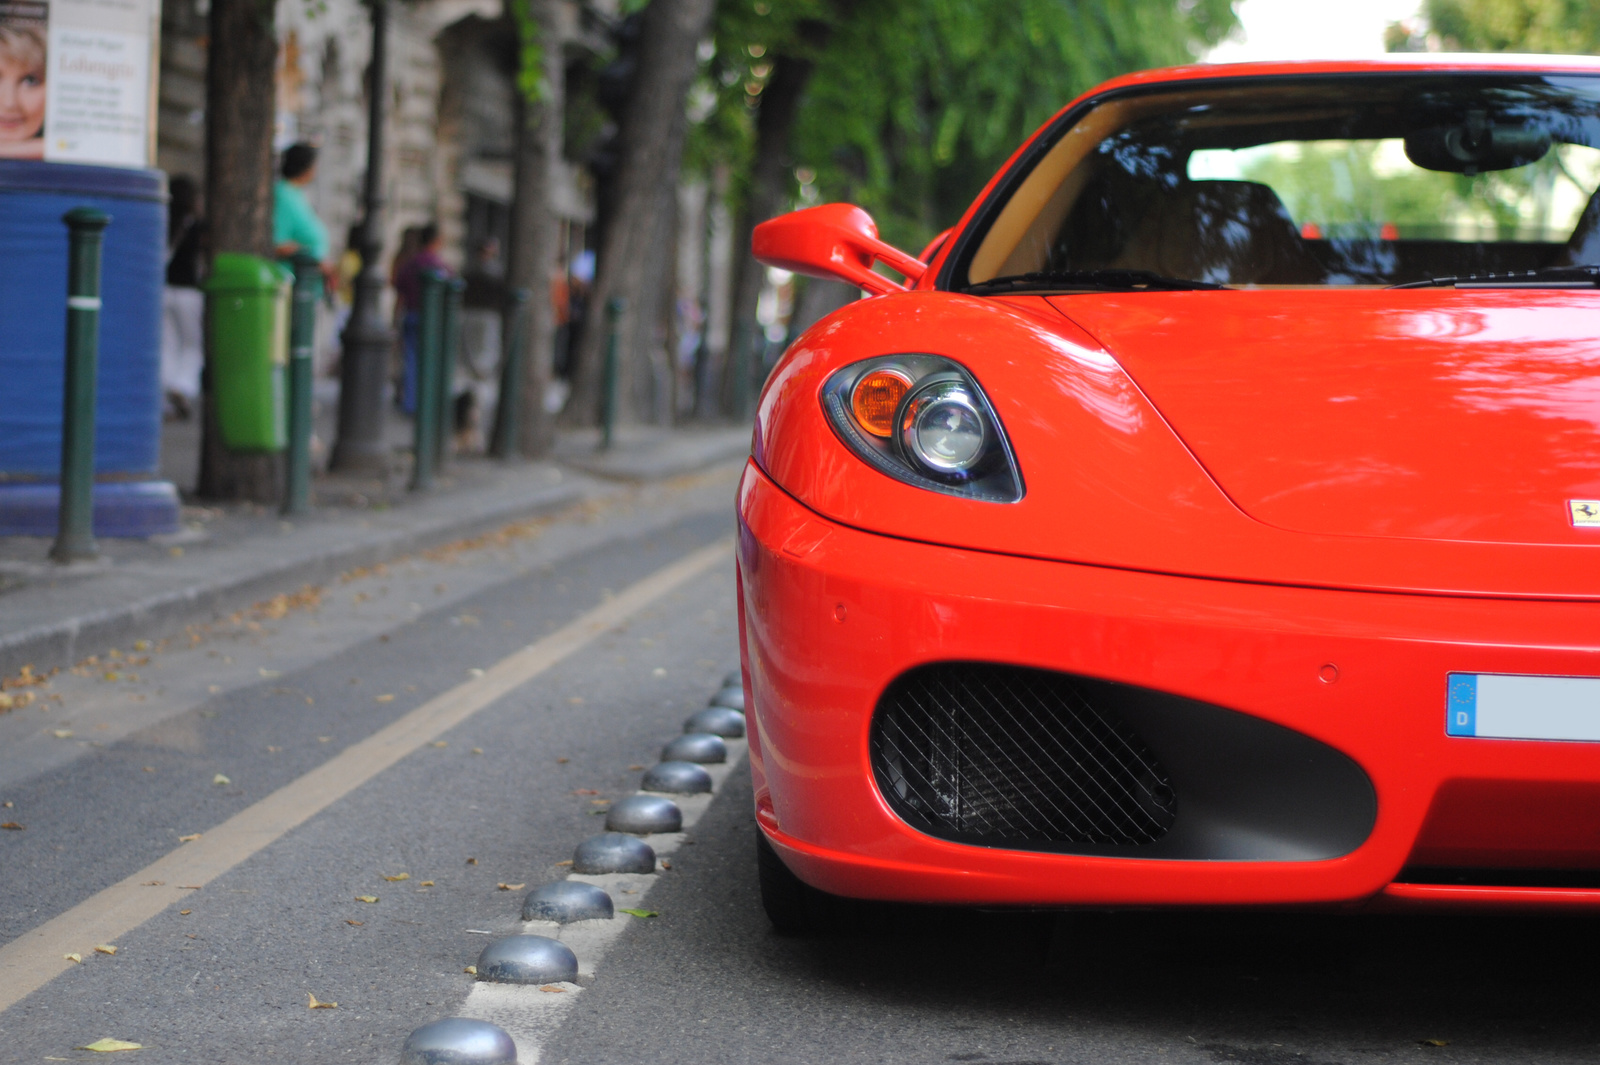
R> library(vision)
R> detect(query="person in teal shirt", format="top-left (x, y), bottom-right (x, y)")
top-left (273, 142), bottom-right (332, 285)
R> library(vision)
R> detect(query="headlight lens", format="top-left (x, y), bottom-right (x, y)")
top-left (900, 376), bottom-right (986, 472)
top-left (821, 355), bottom-right (1023, 502)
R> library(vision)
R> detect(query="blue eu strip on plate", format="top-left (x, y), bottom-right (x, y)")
top-left (1447, 672), bottom-right (1600, 742)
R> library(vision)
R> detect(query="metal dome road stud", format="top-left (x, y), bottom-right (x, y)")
top-left (708, 685), bottom-right (745, 711)
top-left (641, 760), bottom-right (713, 794)
top-left (475, 935), bottom-right (579, 985)
top-left (684, 706), bottom-right (745, 738)
top-left (605, 794), bottom-right (683, 834)
top-left (399, 1018), bottom-right (518, 1065)
top-left (661, 732), bottom-right (727, 764)
top-left (572, 832), bottom-right (657, 875)
top-left (521, 880), bottom-right (614, 923)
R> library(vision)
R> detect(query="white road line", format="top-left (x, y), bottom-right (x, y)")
top-left (0, 539), bottom-right (733, 1015)
top-left (458, 739), bottom-right (748, 1064)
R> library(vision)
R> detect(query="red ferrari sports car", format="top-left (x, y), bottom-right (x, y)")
top-left (737, 55), bottom-right (1600, 930)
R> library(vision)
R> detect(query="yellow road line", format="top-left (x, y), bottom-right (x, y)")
top-left (0, 538), bottom-right (731, 1014)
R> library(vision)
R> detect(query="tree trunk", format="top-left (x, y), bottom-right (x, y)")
top-left (563, 0), bottom-right (716, 427)
top-left (719, 48), bottom-right (818, 419)
top-left (695, 163), bottom-right (734, 420)
top-left (504, 0), bottom-right (564, 457)
top-left (197, 0), bottom-right (281, 502)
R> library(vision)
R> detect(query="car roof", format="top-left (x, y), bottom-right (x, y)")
top-left (1095, 54), bottom-right (1600, 95)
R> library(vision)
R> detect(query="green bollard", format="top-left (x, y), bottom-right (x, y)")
top-left (282, 253), bottom-right (320, 515)
top-left (51, 208), bottom-right (111, 564)
top-left (490, 288), bottom-right (531, 460)
top-left (410, 269), bottom-right (447, 492)
top-left (599, 297), bottom-right (624, 452)
top-left (436, 277), bottom-right (465, 466)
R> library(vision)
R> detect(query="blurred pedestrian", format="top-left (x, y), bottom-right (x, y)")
top-left (273, 142), bottom-right (333, 286)
top-left (392, 222), bottom-right (450, 415)
top-left (161, 175), bottom-right (206, 419)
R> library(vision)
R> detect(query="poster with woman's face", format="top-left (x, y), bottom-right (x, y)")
top-left (0, 1), bottom-right (47, 159)
top-left (0, 0), bottom-right (154, 167)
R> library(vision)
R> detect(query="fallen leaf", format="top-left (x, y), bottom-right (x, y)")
top-left (463, 965), bottom-right (477, 975)
top-left (307, 993), bottom-right (337, 1009)
top-left (572, 789), bottom-right (599, 796)
top-left (76, 1038), bottom-right (143, 1052)
top-left (1, 822), bottom-right (22, 830)
top-left (317, 736), bottom-right (331, 743)
top-left (1420, 1040), bottom-right (1449, 1048)
top-left (266, 746), bottom-right (281, 753)
top-left (539, 985), bottom-right (566, 993)
top-left (660, 859), bottom-right (672, 870)
top-left (382, 873), bottom-right (410, 882)
top-left (211, 774), bottom-right (230, 786)
top-left (589, 799), bottom-right (610, 806)
top-left (178, 885), bottom-right (202, 890)
top-left (419, 880), bottom-right (435, 887)
top-left (628, 765), bottom-right (645, 771)
top-left (207, 685), bottom-right (220, 694)
top-left (103, 672), bottom-right (121, 682)
top-left (430, 741), bottom-right (448, 749)
top-left (142, 881), bottom-right (164, 887)
top-left (142, 766), bottom-right (155, 772)
top-left (618, 908), bottom-right (658, 918)
top-left (554, 860), bottom-right (572, 867)
top-left (465, 857), bottom-right (478, 865)
top-left (133, 640), bottom-right (150, 651)
top-left (178, 833), bottom-right (201, 842)
top-left (374, 694), bottom-right (395, 703)
top-left (346, 919), bottom-right (363, 926)
top-left (52, 729), bottom-right (74, 739)
top-left (354, 895), bottom-right (378, 903)
top-left (471, 748), bottom-right (483, 755)
top-left (94, 944), bottom-right (117, 955)
top-left (179, 910), bottom-right (191, 915)
top-left (63, 952), bottom-right (81, 963)
top-left (497, 883), bottom-right (526, 891)
top-left (555, 756), bottom-right (570, 763)
top-left (468, 668), bottom-right (485, 678)
top-left (258, 669), bottom-right (281, 679)
top-left (567, 698), bottom-right (583, 705)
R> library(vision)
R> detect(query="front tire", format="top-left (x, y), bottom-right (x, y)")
top-left (756, 830), bottom-right (815, 935)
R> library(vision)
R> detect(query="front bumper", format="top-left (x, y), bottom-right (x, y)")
top-left (737, 461), bottom-right (1600, 911)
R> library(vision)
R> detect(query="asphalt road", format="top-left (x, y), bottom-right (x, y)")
top-left (3, 465), bottom-right (1599, 1064)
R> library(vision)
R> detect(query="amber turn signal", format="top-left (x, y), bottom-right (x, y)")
top-left (850, 369), bottom-right (912, 437)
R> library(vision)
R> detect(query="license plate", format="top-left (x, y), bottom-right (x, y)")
top-left (1447, 672), bottom-right (1600, 742)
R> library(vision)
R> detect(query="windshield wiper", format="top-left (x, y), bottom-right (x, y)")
top-left (965, 269), bottom-right (1231, 294)
top-left (1390, 264), bottom-right (1600, 290)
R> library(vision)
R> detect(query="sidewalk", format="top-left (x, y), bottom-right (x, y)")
top-left (0, 420), bottom-right (751, 679)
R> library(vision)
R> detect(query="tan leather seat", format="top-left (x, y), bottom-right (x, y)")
top-left (1110, 180), bottom-right (1324, 285)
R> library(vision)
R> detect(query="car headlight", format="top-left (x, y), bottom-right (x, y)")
top-left (822, 355), bottom-right (1024, 502)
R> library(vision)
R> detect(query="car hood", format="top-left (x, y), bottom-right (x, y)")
top-left (1050, 289), bottom-right (1600, 546)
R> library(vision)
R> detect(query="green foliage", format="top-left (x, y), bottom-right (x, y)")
top-left (789, 0), bottom-right (1239, 252)
top-left (1423, 0), bottom-right (1600, 53)
top-left (509, 0), bottom-right (544, 104)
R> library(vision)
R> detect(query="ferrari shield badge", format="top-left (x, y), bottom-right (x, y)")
top-left (1570, 500), bottom-right (1600, 527)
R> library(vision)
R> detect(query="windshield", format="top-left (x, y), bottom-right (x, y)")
top-left (957, 73), bottom-right (1600, 289)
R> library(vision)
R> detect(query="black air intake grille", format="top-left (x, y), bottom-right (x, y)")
top-left (870, 663), bottom-right (1176, 849)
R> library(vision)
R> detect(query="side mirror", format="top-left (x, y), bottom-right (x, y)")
top-left (752, 204), bottom-right (927, 297)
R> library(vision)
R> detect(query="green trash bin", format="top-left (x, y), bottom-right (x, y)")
top-left (204, 253), bottom-right (291, 451)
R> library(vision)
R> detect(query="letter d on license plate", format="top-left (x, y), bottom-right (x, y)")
top-left (1448, 672), bottom-right (1600, 742)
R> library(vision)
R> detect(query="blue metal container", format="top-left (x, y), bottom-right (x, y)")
top-left (0, 161), bottom-right (178, 537)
